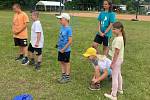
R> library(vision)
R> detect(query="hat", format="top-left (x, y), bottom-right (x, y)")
top-left (56, 13), bottom-right (70, 20)
top-left (83, 47), bottom-right (97, 58)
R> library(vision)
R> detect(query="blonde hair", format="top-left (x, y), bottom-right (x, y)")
top-left (96, 55), bottom-right (106, 61)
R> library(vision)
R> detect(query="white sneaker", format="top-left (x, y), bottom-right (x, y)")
top-left (118, 90), bottom-right (123, 94)
top-left (104, 93), bottom-right (117, 100)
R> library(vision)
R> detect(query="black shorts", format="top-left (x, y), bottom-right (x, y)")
top-left (14, 38), bottom-right (28, 47)
top-left (28, 43), bottom-right (42, 55)
top-left (58, 51), bottom-right (71, 63)
top-left (94, 34), bottom-right (109, 46)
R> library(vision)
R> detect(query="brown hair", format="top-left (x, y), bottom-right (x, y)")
top-left (31, 10), bottom-right (39, 18)
top-left (13, 3), bottom-right (21, 9)
top-left (113, 22), bottom-right (126, 47)
top-left (103, 0), bottom-right (113, 12)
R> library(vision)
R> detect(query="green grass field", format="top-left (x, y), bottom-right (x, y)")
top-left (0, 10), bottom-right (150, 100)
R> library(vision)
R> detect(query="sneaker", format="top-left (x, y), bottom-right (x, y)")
top-left (89, 82), bottom-right (101, 91)
top-left (35, 63), bottom-right (41, 70)
top-left (57, 75), bottom-right (66, 83)
top-left (59, 78), bottom-right (71, 84)
top-left (21, 57), bottom-right (29, 65)
top-left (104, 93), bottom-right (117, 100)
top-left (118, 90), bottom-right (123, 95)
top-left (15, 55), bottom-right (24, 61)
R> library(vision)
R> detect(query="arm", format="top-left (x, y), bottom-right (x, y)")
top-left (98, 21), bottom-right (105, 37)
top-left (60, 37), bottom-right (72, 53)
top-left (35, 32), bottom-right (41, 47)
top-left (14, 22), bottom-right (28, 35)
top-left (94, 68), bottom-right (108, 83)
top-left (111, 48), bottom-right (120, 69)
top-left (104, 23), bottom-right (113, 34)
top-left (105, 13), bottom-right (116, 34)
top-left (98, 22), bottom-right (101, 33)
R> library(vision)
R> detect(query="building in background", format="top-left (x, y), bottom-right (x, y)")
top-left (36, 1), bottom-right (64, 11)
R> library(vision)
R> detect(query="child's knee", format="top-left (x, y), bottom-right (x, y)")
top-left (92, 43), bottom-right (98, 48)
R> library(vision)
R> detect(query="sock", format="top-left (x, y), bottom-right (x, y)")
top-left (65, 75), bottom-right (70, 80)
top-left (37, 62), bottom-right (41, 65)
top-left (62, 73), bottom-right (66, 78)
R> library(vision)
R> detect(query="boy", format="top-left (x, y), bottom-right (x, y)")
top-left (83, 47), bottom-right (112, 90)
top-left (12, 4), bottom-right (29, 65)
top-left (28, 11), bottom-right (44, 70)
top-left (56, 13), bottom-right (72, 84)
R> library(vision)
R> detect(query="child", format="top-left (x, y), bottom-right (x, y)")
top-left (56, 13), bottom-right (72, 84)
top-left (28, 11), bottom-right (44, 70)
top-left (92, 0), bottom-right (116, 56)
top-left (104, 22), bottom-right (126, 100)
top-left (12, 4), bottom-right (30, 65)
top-left (83, 47), bottom-right (112, 90)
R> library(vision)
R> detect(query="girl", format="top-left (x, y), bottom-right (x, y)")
top-left (93, 0), bottom-right (116, 56)
top-left (83, 47), bottom-right (112, 90)
top-left (104, 22), bottom-right (126, 100)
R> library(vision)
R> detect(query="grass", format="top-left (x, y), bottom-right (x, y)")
top-left (0, 10), bottom-right (150, 100)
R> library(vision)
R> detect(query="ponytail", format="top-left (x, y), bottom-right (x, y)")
top-left (121, 27), bottom-right (126, 47)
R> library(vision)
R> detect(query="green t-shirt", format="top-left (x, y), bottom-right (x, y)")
top-left (97, 11), bottom-right (116, 38)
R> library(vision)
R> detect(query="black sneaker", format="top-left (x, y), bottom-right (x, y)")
top-left (89, 82), bottom-right (101, 91)
top-left (22, 57), bottom-right (29, 65)
top-left (15, 55), bottom-right (24, 61)
top-left (35, 62), bottom-right (41, 70)
top-left (29, 59), bottom-right (35, 66)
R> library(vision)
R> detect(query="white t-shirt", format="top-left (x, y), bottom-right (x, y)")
top-left (98, 58), bottom-right (112, 70)
top-left (30, 20), bottom-right (44, 48)
top-left (91, 58), bottom-right (112, 70)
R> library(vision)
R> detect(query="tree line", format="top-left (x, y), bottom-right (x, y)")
top-left (0, 0), bottom-right (150, 11)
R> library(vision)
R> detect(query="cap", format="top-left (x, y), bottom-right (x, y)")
top-left (56, 13), bottom-right (70, 20)
top-left (83, 47), bottom-right (97, 58)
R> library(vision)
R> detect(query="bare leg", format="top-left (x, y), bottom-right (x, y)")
top-left (103, 45), bottom-right (109, 56)
top-left (37, 54), bottom-right (42, 63)
top-left (28, 51), bottom-right (34, 59)
top-left (22, 46), bottom-right (28, 57)
top-left (92, 42), bottom-right (100, 54)
top-left (59, 61), bottom-right (66, 74)
top-left (19, 46), bottom-right (23, 55)
top-left (65, 62), bottom-right (71, 75)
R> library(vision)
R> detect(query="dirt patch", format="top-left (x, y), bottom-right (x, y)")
top-left (45, 12), bottom-right (150, 21)
top-left (69, 12), bottom-right (150, 21)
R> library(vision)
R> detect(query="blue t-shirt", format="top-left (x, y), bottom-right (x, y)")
top-left (58, 26), bottom-right (72, 52)
top-left (97, 11), bottom-right (116, 38)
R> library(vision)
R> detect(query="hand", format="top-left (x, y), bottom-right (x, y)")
top-left (110, 62), bottom-right (115, 69)
top-left (60, 48), bottom-right (65, 53)
top-left (35, 42), bottom-right (39, 48)
top-left (100, 32), bottom-right (105, 37)
top-left (93, 79), bottom-right (98, 83)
